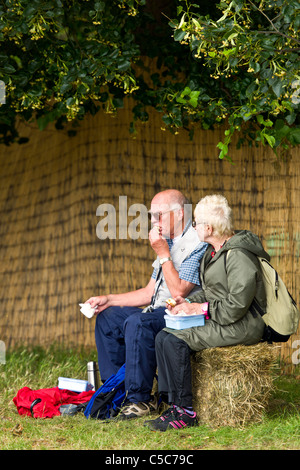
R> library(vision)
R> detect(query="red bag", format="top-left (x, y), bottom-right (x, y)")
top-left (13, 386), bottom-right (94, 418)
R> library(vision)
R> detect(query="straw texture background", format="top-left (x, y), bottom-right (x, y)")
top-left (0, 98), bottom-right (299, 367)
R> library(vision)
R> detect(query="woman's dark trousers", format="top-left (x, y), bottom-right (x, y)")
top-left (155, 329), bottom-right (193, 408)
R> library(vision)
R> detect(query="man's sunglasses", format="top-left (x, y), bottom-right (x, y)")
top-left (148, 208), bottom-right (179, 220)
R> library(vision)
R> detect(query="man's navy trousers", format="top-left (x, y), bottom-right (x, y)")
top-left (95, 306), bottom-right (166, 404)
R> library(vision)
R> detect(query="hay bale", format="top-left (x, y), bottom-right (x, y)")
top-left (191, 343), bottom-right (278, 428)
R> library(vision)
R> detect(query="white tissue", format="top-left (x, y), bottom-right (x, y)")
top-left (79, 303), bottom-right (96, 318)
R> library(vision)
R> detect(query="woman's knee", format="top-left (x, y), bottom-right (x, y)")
top-left (155, 330), bottom-right (173, 351)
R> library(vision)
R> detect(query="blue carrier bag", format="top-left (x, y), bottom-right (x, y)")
top-left (84, 364), bottom-right (126, 420)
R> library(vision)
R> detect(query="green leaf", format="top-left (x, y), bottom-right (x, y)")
top-left (189, 91), bottom-right (200, 107)
top-left (192, 18), bottom-right (201, 28)
top-left (66, 97), bottom-right (75, 107)
top-left (288, 128), bottom-right (300, 144)
top-left (117, 59), bottom-right (131, 72)
top-left (112, 97), bottom-right (124, 108)
top-left (264, 134), bottom-right (276, 148)
top-left (245, 81), bottom-right (257, 97)
top-left (162, 115), bottom-right (172, 126)
top-left (217, 10), bottom-right (229, 22)
top-left (23, 5), bottom-right (36, 18)
top-left (256, 115), bottom-right (273, 127)
top-left (94, 2), bottom-right (105, 12)
top-left (174, 29), bottom-right (186, 41)
top-left (178, 13), bottom-right (186, 29)
top-left (3, 64), bottom-right (16, 73)
top-left (60, 83), bottom-right (72, 94)
top-left (272, 81), bottom-right (282, 98)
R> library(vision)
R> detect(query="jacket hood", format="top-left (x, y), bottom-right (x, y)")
top-left (225, 230), bottom-right (270, 260)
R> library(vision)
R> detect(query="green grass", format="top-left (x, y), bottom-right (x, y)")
top-left (0, 345), bottom-right (299, 450)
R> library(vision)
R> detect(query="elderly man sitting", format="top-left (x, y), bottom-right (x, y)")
top-left (85, 189), bottom-right (207, 420)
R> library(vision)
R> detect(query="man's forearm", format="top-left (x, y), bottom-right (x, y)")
top-left (161, 261), bottom-right (194, 298)
top-left (106, 286), bottom-right (154, 308)
top-left (87, 278), bottom-right (156, 314)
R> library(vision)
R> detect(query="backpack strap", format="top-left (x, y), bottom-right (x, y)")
top-left (224, 248), bottom-right (263, 319)
top-left (260, 258), bottom-right (279, 299)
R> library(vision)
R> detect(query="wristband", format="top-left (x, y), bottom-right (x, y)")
top-left (185, 298), bottom-right (191, 303)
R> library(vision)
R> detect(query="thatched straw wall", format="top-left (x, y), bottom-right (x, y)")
top-left (0, 99), bottom-right (299, 368)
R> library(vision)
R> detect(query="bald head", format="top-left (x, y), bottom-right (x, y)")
top-left (151, 189), bottom-right (189, 209)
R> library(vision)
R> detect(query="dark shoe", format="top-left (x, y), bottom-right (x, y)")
top-left (118, 395), bottom-right (158, 420)
top-left (143, 405), bottom-right (174, 426)
top-left (145, 405), bottom-right (198, 432)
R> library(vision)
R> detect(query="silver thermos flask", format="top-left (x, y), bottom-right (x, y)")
top-left (87, 361), bottom-right (100, 391)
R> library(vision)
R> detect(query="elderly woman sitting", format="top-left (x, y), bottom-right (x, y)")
top-left (145, 194), bottom-right (269, 432)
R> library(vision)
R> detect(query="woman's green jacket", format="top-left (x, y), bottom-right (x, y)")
top-left (164, 230), bottom-right (269, 350)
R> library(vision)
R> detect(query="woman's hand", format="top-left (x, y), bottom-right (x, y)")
top-left (168, 301), bottom-right (206, 316)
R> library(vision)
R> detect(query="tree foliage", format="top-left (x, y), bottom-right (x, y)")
top-left (169, 0), bottom-right (300, 159)
top-left (0, 0), bottom-right (299, 159)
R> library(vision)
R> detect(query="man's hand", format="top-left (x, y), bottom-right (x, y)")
top-left (166, 296), bottom-right (186, 310)
top-left (149, 226), bottom-right (170, 258)
top-left (85, 296), bottom-right (108, 314)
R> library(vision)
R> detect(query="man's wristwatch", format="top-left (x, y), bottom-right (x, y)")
top-left (159, 256), bottom-right (172, 266)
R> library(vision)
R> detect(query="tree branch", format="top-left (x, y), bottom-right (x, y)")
top-left (248, 0), bottom-right (300, 45)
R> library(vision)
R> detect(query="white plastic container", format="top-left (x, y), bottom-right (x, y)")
top-left (58, 377), bottom-right (93, 392)
top-left (164, 313), bottom-right (205, 330)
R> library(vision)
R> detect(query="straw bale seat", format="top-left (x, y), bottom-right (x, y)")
top-left (191, 343), bottom-right (277, 428)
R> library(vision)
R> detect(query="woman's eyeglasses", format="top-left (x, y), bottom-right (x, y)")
top-left (192, 220), bottom-right (207, 228)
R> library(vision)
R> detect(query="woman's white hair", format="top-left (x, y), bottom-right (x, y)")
top-left (194, 194), bottom-right (234, 237)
